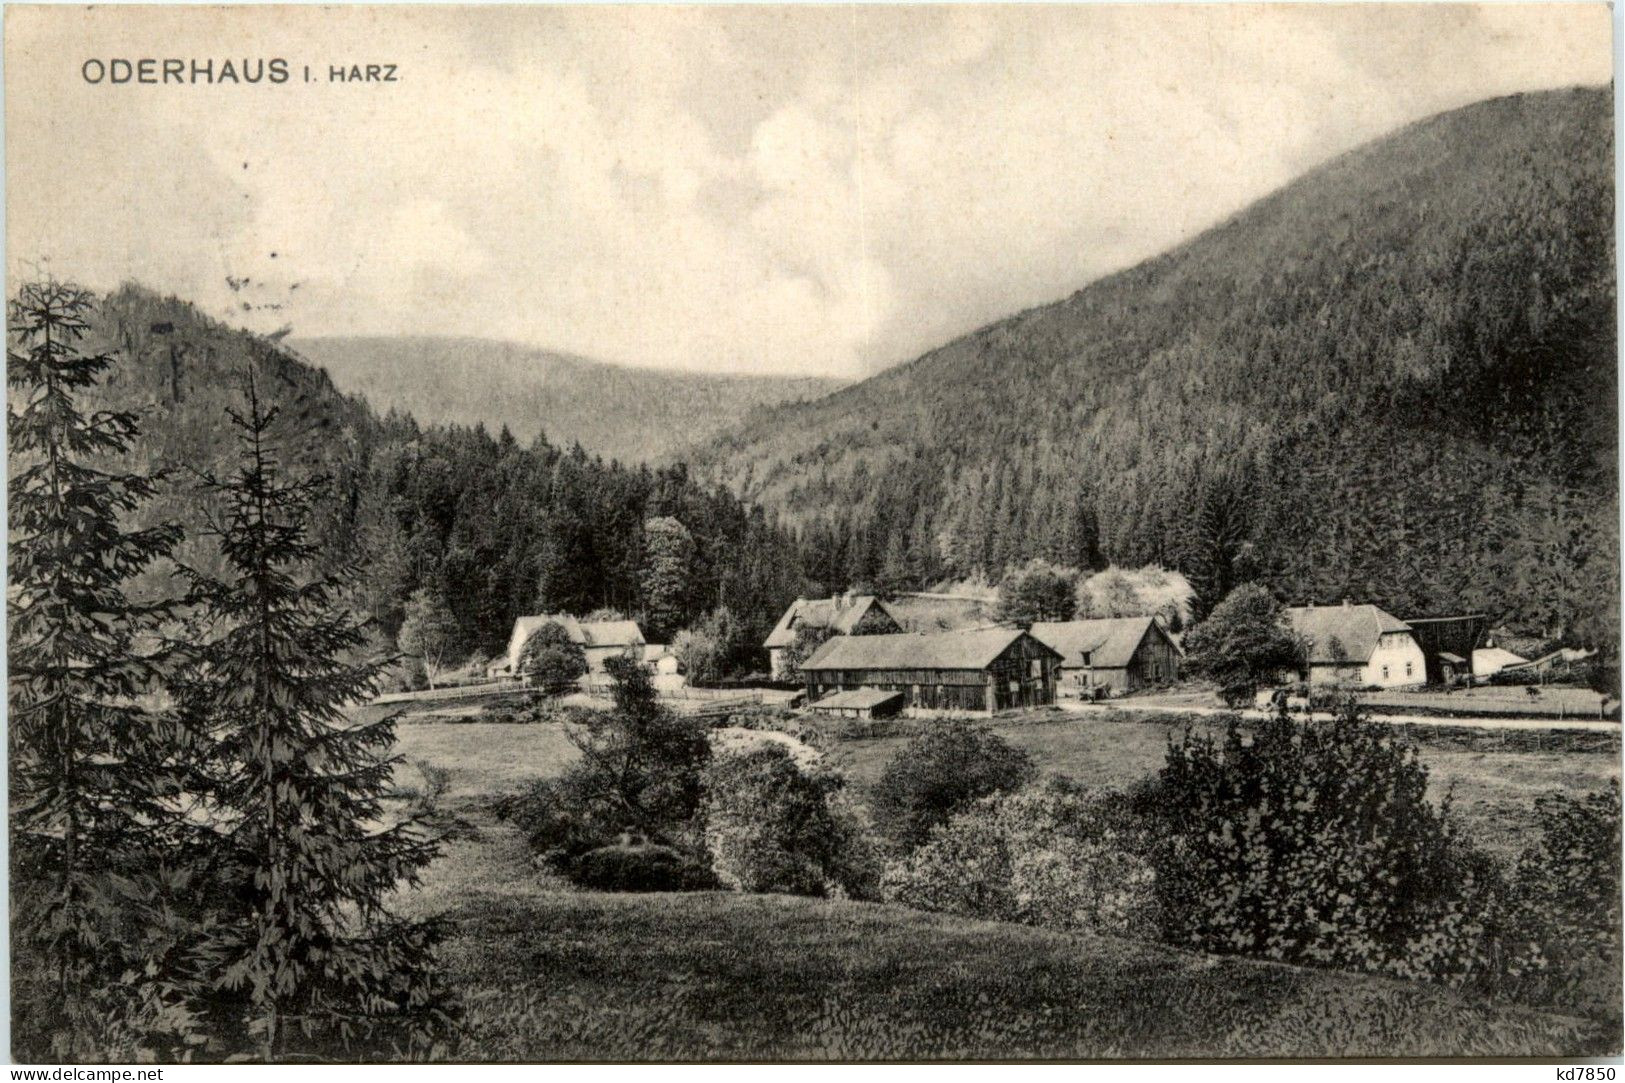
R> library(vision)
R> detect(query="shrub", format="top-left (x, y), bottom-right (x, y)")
top-left (1154, 702), bottom-right (1512, 985)
top-left (494, 659), bottom-right (713, 879)
top-left (568, 844), bottom-right (718, 893)
top-left (1501, 781), bottom-right (1622, 1019)
top-left (703, 744), bottom-right (881, 899)
top-left (872, 722), bottom-right (1037, 850)
top-left (881, 780), bottom-right (1159, 937)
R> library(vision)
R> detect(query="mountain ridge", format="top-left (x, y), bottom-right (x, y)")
top-left (690, 85), bottom-right (1618, 642)
top-left (291, 334), bottom-right (846, 464)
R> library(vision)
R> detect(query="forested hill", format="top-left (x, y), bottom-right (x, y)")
top-left (291, 335), bottom-right (845, 464)
top-left (691, 86), bottom-right (1618, 644)
top-left (63, 285), bottom-right (808, 668)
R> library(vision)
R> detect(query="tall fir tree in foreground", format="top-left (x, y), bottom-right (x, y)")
top-left (7, 282), bottom-right (197, 1057)
top-left (178, 372), bottom-right (457, 1061)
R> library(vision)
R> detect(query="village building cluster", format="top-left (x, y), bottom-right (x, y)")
top-left (490, 589), bottom-right (1578, 718)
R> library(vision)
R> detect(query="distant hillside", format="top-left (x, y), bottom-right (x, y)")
top-left (48, 285), bottom-right (809, 663)
top-left (693, 87), bottom-right (1618, 643)
top-left (290, 336), bottom-right (845, 464)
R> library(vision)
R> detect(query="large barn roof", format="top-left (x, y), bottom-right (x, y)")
top-left (763, 595), bottom-right (896, 648)
top-left (800, 628), bottom-right (1059, 672)
top-left (1029, 616), bottom-right (1171, 669)
top-left (1285, 604), bottom-right (1412, 665)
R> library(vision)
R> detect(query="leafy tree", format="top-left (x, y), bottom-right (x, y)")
top-left (1078, 567), bottom-right (1147, 619)
top-left (177, 377), bottom-right (457, 1061)
top-left (674, 606), bottom-right (746, 684)
top-left (519, 620), bottom-right (586, 695)
top-left (397, 587), bottom-right (462, 689)
top-left (778, 622), bottom-right (835, 683)
top-left (994, 559), bottom-right (1078, 625)
top-left (7, 282), bottom-right (194, 1059)
top-left (642, 516), bottom-right (694, 641)
top-left (871, 722), bottom-right (1036, 850)
top-left (1181, 582), bottom-right (1305, 705)
top-left (673, 626), bottom-right (721, 685)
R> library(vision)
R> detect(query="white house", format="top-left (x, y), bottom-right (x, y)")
top-left (1284, 602), bottom-right (1427, 689)
top-left (642, 643), bottom-right (681, 675)
top-left (498, 614), bottom-right (646, 676)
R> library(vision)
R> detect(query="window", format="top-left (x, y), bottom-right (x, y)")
top-left (1405, 662), bottom-right (1413, 678)
top-left (1381, 665), bottom-right (1390, 680)
top-left (1030, 659), bottom-right (1042, 678)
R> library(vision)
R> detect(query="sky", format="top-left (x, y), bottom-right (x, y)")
top-left (5, 4), bottom-right (1614, 379)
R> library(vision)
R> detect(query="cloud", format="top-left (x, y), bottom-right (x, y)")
top-left (5, 4), bottom-right (1612, 379)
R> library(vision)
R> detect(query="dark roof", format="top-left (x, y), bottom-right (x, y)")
top-left (800, 628), bottom-right (1060, 671)
top-left (1029, 617), bottom-right (1173, 669)
top-left (763, 595), bottom-right (898, 648)
top-left (1285, 604), bottom-right (1412, 665)
top-left (812, 689), bottom-right (905, 711)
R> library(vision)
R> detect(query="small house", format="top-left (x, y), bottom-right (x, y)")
top-left (642, 643), bottom-right (681, 675)
top-left (1284, 602), bottom-right (1426, 688)
top-left (763, 593), bottom-right (903, 679)
top-left (1029, 616), bottom-right (1181, 695)
top-left (1472, 646), bottom-right (1529, 678)
top-left (500, 614), bottom-right (647, 677)
top-left (799, 628), bottom-right (1061, 714)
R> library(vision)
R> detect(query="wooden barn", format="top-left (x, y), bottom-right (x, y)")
top-left (799, 628), bottom-right (1061, 714)
top-left (1401, 614), bottom-right (1488, 685)
top-left (1029, 616), bottom-right (1182, 695)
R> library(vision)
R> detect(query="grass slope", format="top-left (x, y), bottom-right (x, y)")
top-left (403, 814), bottom-right (1614, 1060)
top-left (292, 335), bottom-right (845, 464)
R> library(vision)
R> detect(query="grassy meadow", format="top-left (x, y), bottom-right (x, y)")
top-left (383, 705), bottom-right (1621, 1058)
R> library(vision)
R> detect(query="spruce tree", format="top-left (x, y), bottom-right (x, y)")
top-left (178, 374), bottom-right (457, 1061)
top-left (7, 282), bottom-right (195, 1057)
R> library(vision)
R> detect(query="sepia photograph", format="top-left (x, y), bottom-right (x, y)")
top-left (3, 1), bottom-right (1621, 1065)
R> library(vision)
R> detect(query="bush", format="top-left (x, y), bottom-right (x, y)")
top-left (1154, 702), bottom-right (1512, 985)
top-left (494, 659), bottom-right (714, 883)
top-left (568, 844), bottom-right (718, 893)
top-left (1501, 781), bottom-right (1622, 1019)
top-left (881, 780), bottom-right (1159, 937)
top-left (703, 744), bottom-right (881, 899)
top-left (519, 621), bottom-right (588, 694)
top-left (872, 722), bottom-right (1037, 850)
